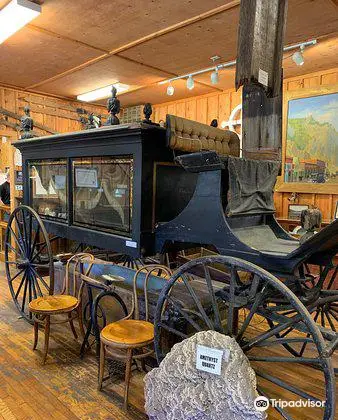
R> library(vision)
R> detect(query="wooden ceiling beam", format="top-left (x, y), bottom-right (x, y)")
top-left (26, 1), bottom-right (240, 90)
top-left (27, 24), bottom-right (109, 54)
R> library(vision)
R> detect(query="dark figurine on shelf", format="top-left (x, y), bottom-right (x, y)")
top-left (210, 119), bottom-right (218, 128)
top-left (88, 113), bottom-right (102, 129)
top-left (142, 103), bottom-right (159, 126)
top-left (80, 113), bottom-right (102, 130)
top-left (105, 86), bottom-right (120, 125)
top-left (20, 106), bottom-right (35, 139)
top-left (143, 103), bottom-right (153, 124)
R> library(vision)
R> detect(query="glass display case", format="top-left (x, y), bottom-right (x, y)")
top-left (15, 123), bottom-right (169, 256)
top-left (73, 156), bottom-right (133, 234)
top-left (29, 159), bottom-right (68, 221)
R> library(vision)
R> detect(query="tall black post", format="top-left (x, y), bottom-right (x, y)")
top-left (235, 0), bottom-right (288, 161)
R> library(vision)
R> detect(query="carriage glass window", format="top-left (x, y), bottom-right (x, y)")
top-left (72, 157), bottom-right (133, 234)
top-left (28, 159), bottom-right (68, 221)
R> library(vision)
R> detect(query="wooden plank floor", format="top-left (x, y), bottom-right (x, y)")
top-left (0, 262), bottom-right (336, 419)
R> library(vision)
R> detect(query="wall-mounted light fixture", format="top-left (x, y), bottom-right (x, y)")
top-left (77, 83), bottom-right (129, 102)
top-left (0, 0), bottom-right (41, 44)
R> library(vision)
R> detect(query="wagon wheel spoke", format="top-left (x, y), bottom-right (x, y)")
top-left (29, 270), bottom-right (38, 300)
top-left (249, 355), bottom-right (321, 364)
top-left (256, 371), bottom-right (323, 402)
top-left (166, 295), bottom-right (203, 332)
top-left (29, 223), bottom-right (40, 259)
top-left (203, 265), bottom-right (223, 332)
top-left (255, 337), bottom-right (314, 347)
top-left (325, 311), bottom-right (336, 332)
top-left (20, 208), bottom-right (30, 254)
top-left (8, 227), bottom-right (26, 257)
top-left (257, 386), bottom-right (292, 420)
top-left (5, 260), bottom-right (21, 265)
top-left (33, 271), bottom-right (44, 297)
top-left (181, 273), bottom-right (214, 330)
top-left (31, 242), bottom-right (48, 263)
top-left (14, 272), bottom-right (27, 300)
top-left (328, 309), bottom-right (338, 322)
top-left (14, 213), bottom-right (27, 254)
top-left (157, 322), bottom-right (188, 340)
top-left (225, 267), bottom-right (237, 336)
top-left (21, 273), bottom-right (29, 313)
top-left (236, 285), bottom-right (267, 342)
top-left (30, 267), bottom-right (50, 293)
top-left (326, 265), bottom-right (337, 290)
top-left (242, 310), bottom-right (305, 352)
top-left (9, 267), bottom-right (25, 283)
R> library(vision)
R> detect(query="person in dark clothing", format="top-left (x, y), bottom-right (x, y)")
top-left (0, 173), bottom-right (10, 206)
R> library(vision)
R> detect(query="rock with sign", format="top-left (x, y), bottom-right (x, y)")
top-left (144, 330), bottom-right (265, 420)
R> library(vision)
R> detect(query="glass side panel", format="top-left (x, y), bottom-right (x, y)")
top-left (72, 156), bottom-right (133, 234)
top-left (28, 159), bottom-right (68, 221)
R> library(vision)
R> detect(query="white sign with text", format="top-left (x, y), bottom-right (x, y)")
top-left (196, 345), bottom-right (229, 375)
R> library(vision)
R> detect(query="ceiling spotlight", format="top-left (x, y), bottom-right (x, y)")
top-left (292, 46), bottom-right (305, 66)
top-left (211, 68), bottom-right (219, 85)
top-left (167, 83), bottom-right (174, 96)
top-left (187, 75), bottom-right (194, 90)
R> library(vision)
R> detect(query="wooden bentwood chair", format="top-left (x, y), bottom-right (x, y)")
top-left (98, 264), bottom-right (172, 410)
top-left (29, 253), bottom-right (95, 364)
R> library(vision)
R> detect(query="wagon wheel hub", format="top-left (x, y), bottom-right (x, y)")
top-left (16, 260), bottom-right (30, 270)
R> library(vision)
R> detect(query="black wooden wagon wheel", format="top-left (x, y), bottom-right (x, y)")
top-left (304, 262), bottom-right (338, 333)
top-left (4, 205), bottom-right (54, 324)
top-left (154, 256), bottom-right (336, 420)
top-left (276, 262), bottom-right (338, 373)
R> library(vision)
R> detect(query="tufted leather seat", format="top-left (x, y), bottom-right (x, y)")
top-left (166, 114), bottom-right (240, 156)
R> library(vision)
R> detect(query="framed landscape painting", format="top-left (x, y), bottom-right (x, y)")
top-left (283, 90), bottom-right (338, 188)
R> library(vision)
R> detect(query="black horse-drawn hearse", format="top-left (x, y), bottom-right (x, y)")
top-left (5, 114), bottom-right (338, 419)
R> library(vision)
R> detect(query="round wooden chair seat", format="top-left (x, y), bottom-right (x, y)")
top-left (29, 295), bottom-right (78, 314)
top-left (101, 320), bottom-right (154, 345)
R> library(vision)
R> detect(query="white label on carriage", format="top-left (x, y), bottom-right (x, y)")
top-left (15, 185), bottom-right (23, 191)
top-left (126, 240), bottom-right (137, 248)
top-left (196, 345), bottom-right (225, 375)
top-left (258, 68), bottom-right (269, 86)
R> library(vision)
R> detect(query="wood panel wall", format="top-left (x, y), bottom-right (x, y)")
top-left (0, 86), bottom-right (106, 140)
top-left (154, 88), bottom-right (242, 126)
top-left (153, 68), bottom-right (338, 221)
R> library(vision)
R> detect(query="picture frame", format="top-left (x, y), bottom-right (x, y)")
top-left (288, 204), bottom-right (309, 220)
top-left (276, 84), bottom-right (338, 194)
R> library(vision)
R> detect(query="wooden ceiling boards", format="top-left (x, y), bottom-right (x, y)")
top-left (36, 55), bottom-right (173, 97)
top-left (0, 27), bottom-right (101, 87)
top-left (32, 0), bottom-right (232, 51)
top-left (0, 0), bottom-right (337, 106)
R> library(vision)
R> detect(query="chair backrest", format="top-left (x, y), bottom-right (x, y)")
top-left (63, 253), bottom-right (95, 298)
top-left (128, 264), bottom-right (172, 322)
top-left (166, 114), bottom-right (240, 156)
